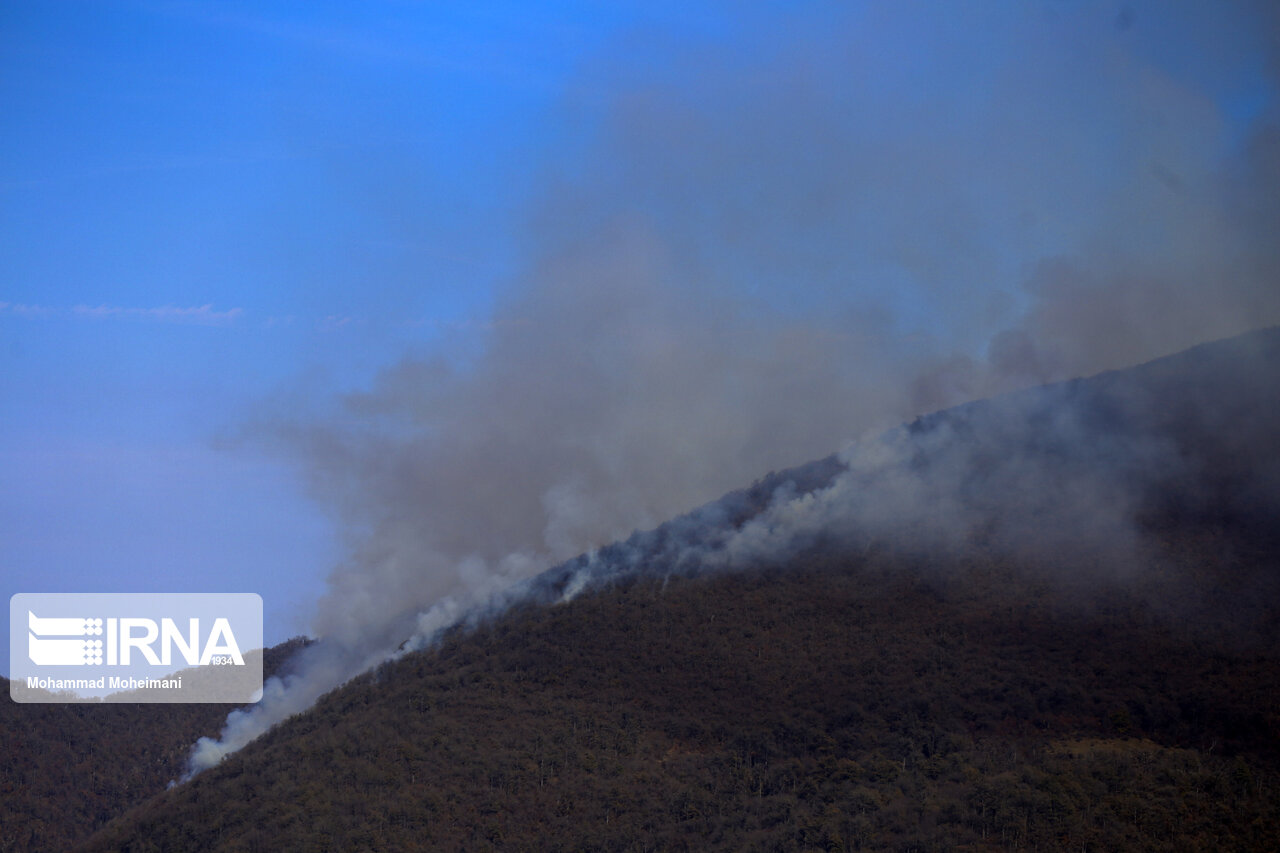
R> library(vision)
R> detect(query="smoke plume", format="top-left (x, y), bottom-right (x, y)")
top-left (189, 1), bottom-right (1280, 775)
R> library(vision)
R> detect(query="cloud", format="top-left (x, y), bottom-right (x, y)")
top-left (0, 302), bottom-right (53, 317)
top-left (316, 315), bottom-right (357, 332)
top-left (71, 303), bottom-right (243, 325)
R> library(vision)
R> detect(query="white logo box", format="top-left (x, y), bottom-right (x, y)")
top-left (10, 593), bottom-right (262, 703)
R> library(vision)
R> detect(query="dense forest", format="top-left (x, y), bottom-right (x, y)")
top-left (78, 533), bottom-right (1280, 851)
top-left (0, 638), bottom-right (308, 851)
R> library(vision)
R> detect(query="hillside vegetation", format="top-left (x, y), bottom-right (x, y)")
top-left (0, 638), bottom-right (309, 852)
top-left (81, 524), bottom-right (1280, 851)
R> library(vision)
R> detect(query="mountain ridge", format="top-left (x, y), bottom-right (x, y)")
top-left (516, 325), bottom-right (1280, 614)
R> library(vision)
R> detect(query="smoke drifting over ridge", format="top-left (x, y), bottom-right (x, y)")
top-left (189, 2), bottom-right (1280, 773)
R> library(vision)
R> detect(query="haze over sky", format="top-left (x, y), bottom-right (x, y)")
top-left (3, 1), bottom-right (1278, 674)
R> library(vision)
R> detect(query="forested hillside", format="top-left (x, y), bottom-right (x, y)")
top-left (81, 540), bottom-right (1280, 851)
top-left (0, 638), bottom-right (309, 852)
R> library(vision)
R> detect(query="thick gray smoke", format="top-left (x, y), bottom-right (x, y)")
top-left (189, 1), bottom-right (1280, 774)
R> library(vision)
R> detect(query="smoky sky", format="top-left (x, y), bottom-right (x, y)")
top-left (192, 0), bottom-right (1280, 773)
top-left (284, 0), bottom-right (1279, 633)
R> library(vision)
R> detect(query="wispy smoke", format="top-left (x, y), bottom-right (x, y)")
top-left (188, 1), bottom-right (1280, 775)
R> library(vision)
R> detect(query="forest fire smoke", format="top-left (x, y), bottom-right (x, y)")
top-left (187, 1), bottom-right (1280, 776)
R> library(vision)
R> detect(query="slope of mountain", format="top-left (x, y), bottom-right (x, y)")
top-left (29, 327), bottom-right (1280, 850)
top-left (520, 326), bottom-right (1280, 615)
top-left (0, 638), bottom-right (310, 852)
top-left (81, 558), bottom-right (1280, 851)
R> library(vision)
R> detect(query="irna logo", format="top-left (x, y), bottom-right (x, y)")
top-left (27, 611), bottom-right (244, 667)
top-left (10, 593), bottom-right (262, 704)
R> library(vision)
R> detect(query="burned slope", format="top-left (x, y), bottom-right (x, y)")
top-left (79, 327), bottom-right (1280, 851)
top-left (0, 637), bottom-right (310, 853)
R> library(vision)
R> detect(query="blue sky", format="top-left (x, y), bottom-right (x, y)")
top-left (3, 1), bottom-right (1278, 674)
